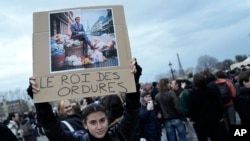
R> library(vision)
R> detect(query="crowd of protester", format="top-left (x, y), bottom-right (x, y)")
top-left (1, 61), bottom-right (250, 141)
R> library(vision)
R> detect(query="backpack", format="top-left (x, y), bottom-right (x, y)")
top-left (217, 82), bottom-right (231, 104)
top-left (61, 120), bottom-right (86, 136)
top-left (20, 119), bottom-right (33, 136)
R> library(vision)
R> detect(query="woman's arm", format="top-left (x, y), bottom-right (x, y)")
top-left (112, 58), bottom-right (142, 140)
top-left (27, 80), bottom-right (77, 141)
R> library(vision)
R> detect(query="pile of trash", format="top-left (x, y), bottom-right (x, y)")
top-left (51, 34), bottom-right (81, 56)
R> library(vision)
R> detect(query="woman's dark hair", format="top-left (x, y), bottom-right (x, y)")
top-left (81, 103), bottom-right (107, 123)
top-left (158, 78), bottom-right (170, 93)
top-left (100, 95), bottom-right (124, 123)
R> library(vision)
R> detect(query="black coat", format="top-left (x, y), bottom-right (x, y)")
top-left (60, 114), bottom-right (85, 132)
top-left (188, 86), bottom-right (224, 140)
top-left (0, 124), bottom-right (18, 141)
top-left (234, 87), bottom-right (250, 125)
top-left (139, 105), bottom-right (161, 139)
top-left (189, 86), bottom-right (223, 124)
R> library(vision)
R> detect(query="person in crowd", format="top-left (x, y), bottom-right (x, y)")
top-left (99, 94), bottom-right (125, 128)
top-left (55, 99), bottom-right (86, 134)
top-left (139, 91), bottom-right (162, 141)
top-left (143, 83), bottom-right (152, 91)
top-left (20, 112), bottom-right (37, 141)
top-left (189, 73), bottom-right (224, 141)
top-left (7, 112), bottom-right (24, 141)
top-left (70, 16), bottom-right (94, 56)
top-left (187, 72), bottom-right (193, 83)
top-left (181, 79), bottom-right (193, 92)
top-left (231, 71), bottom-right (241, 95)
top-left (28, 112), bottom-right (40, 140)
top-left (3, 118), bottom-right (10, 126)
top-left (201, 70), bottom-right (230, 140)
top-left (0, 123), bottom-right (18, 141)
top-left (214, 71), bottom-right (237, 129)
top-left (150, 81), bottom-right (159, 101)
top-left (234, 70), bottom-right (250, 125)
top-left (79, 97), bottom-right (95, 111)
top-left (71, 100), bottom-right (82, 116)
top-left (155, 78), bottom-right (186, 141)
top-left (27, 58), bottom-right (142, 141)
top-left (170, 79), bottom-right (190, 118)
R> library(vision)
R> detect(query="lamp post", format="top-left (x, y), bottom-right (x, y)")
top-left (169, 62), bottom-right (175, 80)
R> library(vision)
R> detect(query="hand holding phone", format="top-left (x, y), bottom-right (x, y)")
top-left (147, 101), bottom-right (154, 110)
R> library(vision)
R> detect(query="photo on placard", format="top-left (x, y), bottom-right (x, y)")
top-left (49, 8), bottom-right (119, 73)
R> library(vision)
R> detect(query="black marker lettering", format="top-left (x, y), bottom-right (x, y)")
top-left (71, 86), bottom-right (79, 94)
top-left (117, 82), bottom-right (127, 93)
top-left (113, 72), bottom-right (120, 80)
top-left (58, 87), bottom-right (70, 96)
top-left (99, 83), bottom-right (107, 93)
top-left (61, 75), bottom-right (69, 85)
top-left (81, 73), bottom-right (91, 82)
top-left (82, 85), bottom-right (91, 94)
top-left (108, 82), bottom-right (115, 93)
top-left (70, 74), bottom-right (80, 84)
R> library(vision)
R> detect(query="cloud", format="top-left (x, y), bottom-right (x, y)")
top-left (1, 0), bottom-right (250, 93)
top-left (0, 36), bottom-right (32, 91)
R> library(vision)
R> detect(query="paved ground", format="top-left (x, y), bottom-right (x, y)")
top-left (37, 136), bottom-right (49, 141)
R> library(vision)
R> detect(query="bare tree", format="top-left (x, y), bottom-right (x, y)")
top-left (223, 59), bottom-right (234, 70)
top-left (216, 59), bottom-right (233, 71)
top-left (196, 55), bottom-right (218, 72)
top-left (235, 55), bottom-right (247, 62)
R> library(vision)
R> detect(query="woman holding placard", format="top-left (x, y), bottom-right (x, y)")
top-left (27, 58), bottom-right (142, 141)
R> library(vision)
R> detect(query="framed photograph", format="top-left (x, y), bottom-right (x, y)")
top-left (50, 8), bottom-right (119, 73)
top-left (32, 5), bottom-right (135, 103)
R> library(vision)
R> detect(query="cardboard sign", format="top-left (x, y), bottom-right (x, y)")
top-left (33, 5), bottom-right (135, 103)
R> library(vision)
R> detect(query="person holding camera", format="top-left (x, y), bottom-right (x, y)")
top-left (138, 91), bottom-right (162, 141)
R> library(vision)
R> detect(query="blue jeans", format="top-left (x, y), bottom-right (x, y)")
top-left (165, 119), bottom-right (187, 141)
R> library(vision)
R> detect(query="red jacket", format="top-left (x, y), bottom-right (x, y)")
top-left (215, 78), bottom-right (236, 106)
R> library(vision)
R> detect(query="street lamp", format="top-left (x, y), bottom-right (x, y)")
top-left (169, 62), bottom-right (175, 80)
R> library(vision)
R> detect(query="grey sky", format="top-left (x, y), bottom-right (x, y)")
top-left (0, 0), bottom-right (250, 92)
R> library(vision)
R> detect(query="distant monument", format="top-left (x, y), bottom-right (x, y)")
top-left (177, 53), bottom-right (185, 78)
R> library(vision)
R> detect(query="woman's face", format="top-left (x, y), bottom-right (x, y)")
top-left (63, 101), bottom-right (73, 116)
top-left (83, 111), bottom-right (108, 138)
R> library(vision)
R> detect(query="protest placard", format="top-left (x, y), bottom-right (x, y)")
top-left (33, 5), bottom-right (135, 103)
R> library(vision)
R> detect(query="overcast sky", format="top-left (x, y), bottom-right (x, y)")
top-left (0, 0), bottom-right (250, 92)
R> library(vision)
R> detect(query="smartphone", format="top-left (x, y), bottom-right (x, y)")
top-left (147, 100), bottom-right (153, 104)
